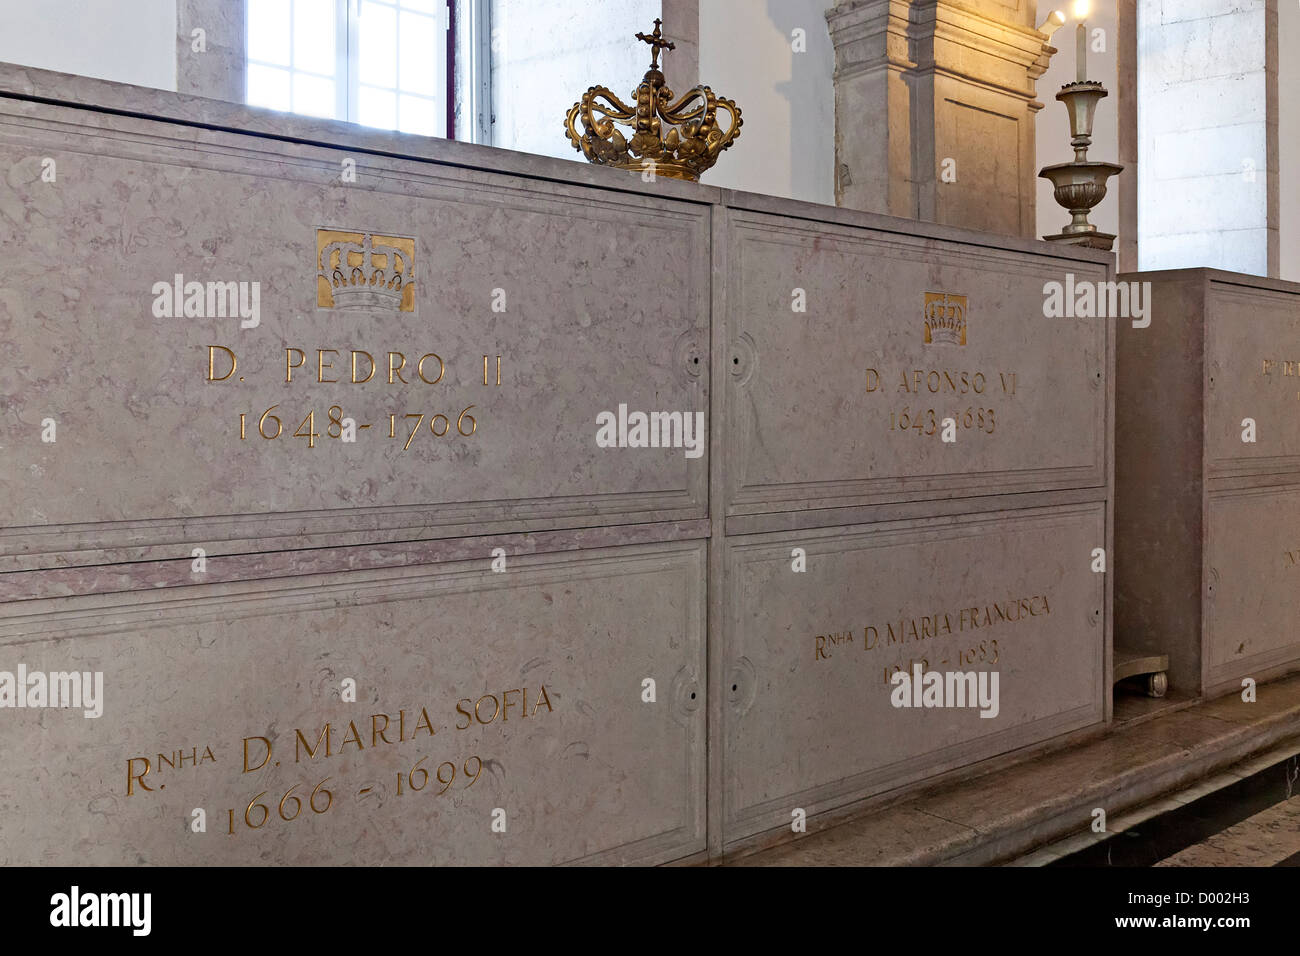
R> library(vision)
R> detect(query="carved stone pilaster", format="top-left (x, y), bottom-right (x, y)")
top-left (828, 0), bottom-right (1055, 238)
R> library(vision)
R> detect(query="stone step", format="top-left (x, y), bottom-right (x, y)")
top-left (730, 672), bottom-right (1300, 866)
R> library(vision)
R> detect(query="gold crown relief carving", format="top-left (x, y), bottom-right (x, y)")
top-left (564, 19), bottom-right (742, 182)
top-left (923, 292), bottom-right (968, 346)
top-left (316, 230), bottom-right (416, 313)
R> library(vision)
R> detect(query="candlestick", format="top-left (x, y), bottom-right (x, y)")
top-left (1076, 22), bottom-right (1086, 82)
top-left (1039, 78), bottom-right (1123, 250)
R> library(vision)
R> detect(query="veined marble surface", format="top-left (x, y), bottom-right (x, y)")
top-left (0, 64), bottom-right (1121, 865)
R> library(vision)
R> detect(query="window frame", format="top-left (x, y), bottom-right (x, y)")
top-left (245, 0), bottom-right (463, 141)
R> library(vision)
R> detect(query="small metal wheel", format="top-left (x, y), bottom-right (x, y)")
top-left (1145, 671), bottom-right (1168, 698)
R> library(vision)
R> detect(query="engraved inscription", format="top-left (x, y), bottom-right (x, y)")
top-left (813, 593), bottom-right (1051, 683)
top-left (865, 367), bottom-right (1017, 438)
top-left (206, 345), bottom-right (504, 448)
top-left (124, 684), bottom-right (556, 836)
top-left (1259, 358), bottom-right (1300, 401)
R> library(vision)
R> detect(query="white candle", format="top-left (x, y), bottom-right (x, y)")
top-left (1076, 22), bottom-right (1087, 82)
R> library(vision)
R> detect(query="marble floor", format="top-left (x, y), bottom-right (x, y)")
top-left (1023, 743), bottom-right (1300, 866)
top-left (1159, 797), bottom-right (1300, 867)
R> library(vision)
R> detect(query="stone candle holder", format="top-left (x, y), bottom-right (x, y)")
top-left (1039, 80), bottom-right (1123, 250)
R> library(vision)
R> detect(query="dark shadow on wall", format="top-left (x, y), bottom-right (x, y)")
top-left (759, 0), bottom-right (832, 204)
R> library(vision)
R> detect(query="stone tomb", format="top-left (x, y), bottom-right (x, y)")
top-left (1116, 269), bottom-right (1300, 699)
top-left (0, 67), bottom-right (708, 866)
top-left (716, 199), bottom-right (1113, 850)
top-left (0, 65), bottom-right (1113, 864)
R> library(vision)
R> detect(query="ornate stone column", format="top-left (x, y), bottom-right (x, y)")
top-left (827, 0), bottom-right (1055, 238)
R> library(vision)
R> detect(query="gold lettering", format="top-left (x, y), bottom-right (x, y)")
top-left (412, 707), bottom-right (436, 738)
top-left (455, 699), bottom-right (473, 730)
top-left (242, 736), bottom-right (271, 773)
top-left (351, 350), bottom-right (375, 383)
top-left (533, 685), bottom-right (553, 716)
top-left (417, 353), bottom-right (444, 385)
top-left (371, 713), bottom-right (392, 746)
top-left (294, 724), bottom-right (332, 762)
top-left (318, 349), bottom-right (339, 383)
top-left (285, 348), bottom-right (306, 382)
top-left (207, 345), bottom-right (238, 382)
top-left (475, 693), bottom-right (500, 724)
top-left (501, 688), bottom-right (520, 720)
top-left (126, 756), bottom-right (152, 796)
top-left (338, 720), bottom-right (364, 753)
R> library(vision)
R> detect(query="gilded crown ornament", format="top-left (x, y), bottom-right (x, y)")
top-left (318, 232), bottom-right (413, 311)
top-left (564, 19), bottom-right (742, 182)
top-left (923, 293), bottom-right (968, 346)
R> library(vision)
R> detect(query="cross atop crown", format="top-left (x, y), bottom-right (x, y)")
top-left (564, 18), bottom-right (742, 183)
top-left (636, 18), bottom-right (675, 70)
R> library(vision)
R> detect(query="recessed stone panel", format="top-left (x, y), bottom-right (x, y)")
top-left (724, 209), bottom-right (1110, 514)
top-left (0, 100), bottom-right (709, 566)
top-left (1204, 487), bottom-right (1300, 691)
top-left (721, 505), bottom-right (1106, 844)
top-left (0, 540), bottom-right (707, 865)
top-left (1206, 283), bottom-right (1300, 477)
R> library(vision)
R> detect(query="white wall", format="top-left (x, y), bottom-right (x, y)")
top-left (1280, 0), bottom-right (1299, 282)
top-left (699, 0), bottom-right (834, 204)
top-left (489, 0), bottom-right (835, 203)
top-left (1136, 0), bottom-right (1272, 276)
top-left (1034, 2), bottom-right (1121, 242)
top-left (491, 0), bottom-right (661, 162)
top-left (0, 0), bottom-right (176, 90)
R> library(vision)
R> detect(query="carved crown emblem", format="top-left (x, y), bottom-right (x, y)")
top-left (317, 230), bottom-right (415, 313)
top-left (564, 19), bottom-right (742, 183)
top-left (923, 292), bottom-right (968, 346)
